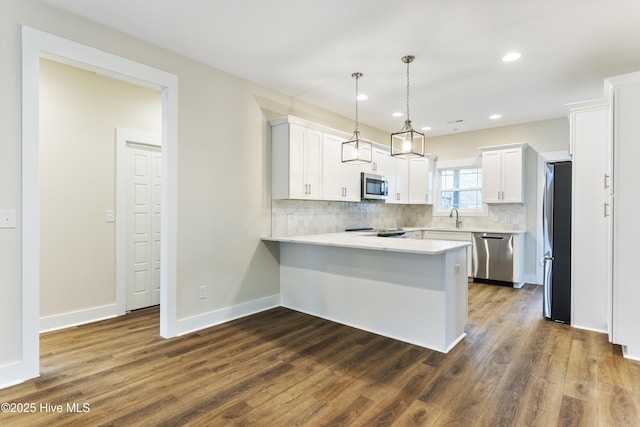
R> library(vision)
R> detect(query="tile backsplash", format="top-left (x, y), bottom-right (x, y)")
top-left (272, 200), bottom-right (526, 236)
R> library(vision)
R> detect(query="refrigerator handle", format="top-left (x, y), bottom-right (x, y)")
top-left (540, 256), bottom-right (554, 265)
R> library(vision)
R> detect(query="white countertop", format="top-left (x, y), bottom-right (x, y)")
top-left (263, 231), bottom-right (471, 255)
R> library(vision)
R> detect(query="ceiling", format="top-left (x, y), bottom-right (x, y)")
top-left (41, 0), bottom-right (640, 137)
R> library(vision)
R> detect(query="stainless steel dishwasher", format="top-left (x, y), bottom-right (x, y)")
top-left (472, 232), bottom-right (514, 283)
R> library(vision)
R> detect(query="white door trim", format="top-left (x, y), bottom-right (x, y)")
top-left (19, 26), bottom-right (178, 384)
top-left (116, 128), bottom-right (161, 314)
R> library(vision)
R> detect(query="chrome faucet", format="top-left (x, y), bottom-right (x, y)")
top-left (449, 208), bottom-right (462, 229)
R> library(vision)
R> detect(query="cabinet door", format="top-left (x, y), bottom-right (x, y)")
top-left (322, 133), bottom-right (361, 202)
top-left (482, 150), bottom-right (502, 203)
top-left (305, 129), bottom-right (323, 199)
top-left (394, 157), bottom-right (409, 203)
top-left (389, 157), bottom-right (409, 203)
top-left (289, 124), bottom-right (308, 199)
top-left (501, 148), bottom-right (523, 202)
top-left (321, 134), bottom-right (343, 201)
top-left (409, 157), bottom-right (431, 204)
top-left (342, 162), bottom-right (361, 201)
top-left (372, 148), bottom-right (391, 176)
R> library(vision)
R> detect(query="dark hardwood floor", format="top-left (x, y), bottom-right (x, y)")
top-left (1, 283), bottom-right (639, 426)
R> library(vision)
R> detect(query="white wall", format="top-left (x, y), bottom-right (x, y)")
top-left (39, 58), bottom-right (161, 319)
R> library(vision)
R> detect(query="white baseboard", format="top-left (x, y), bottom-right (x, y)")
top-left (175, 294), bottom-right (280, 336)
top-left (0, 361), bottom-right (34, 390)
top-left (622, 344), bottom-right (640, 361)
top-left (40, 303), bottom-right (121, 333)
top-left (571, 324), bottom-right (608, 334)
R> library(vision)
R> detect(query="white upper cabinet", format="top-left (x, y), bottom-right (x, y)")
top-left (387, 156), bottom-right (409, 204)
top-left (322, 133), bottom-right (361, 202)
top-left (480, 143), bottom-right (527, 204)
top-left (361, 146), bottom-right (391, 177)
top-left (408, 156), bottom-right (434, 204)
top-left (271, 117), bottom-right (323, 200)
top-left (271, 115), bottom-right (433, 205)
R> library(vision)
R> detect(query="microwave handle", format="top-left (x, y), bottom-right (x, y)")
top-left (383, 180), bottom-right (388, 196)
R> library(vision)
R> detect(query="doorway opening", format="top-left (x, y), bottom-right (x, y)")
top-left (20, 26), bottom-right (178, 383)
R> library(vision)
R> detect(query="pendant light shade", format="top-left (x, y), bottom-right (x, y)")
top-left (391, 55), bottom-right (425, 158)
top-left (342, 72), bottom-right (372, 164)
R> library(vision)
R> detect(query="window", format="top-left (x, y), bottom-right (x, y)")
top-left (439, 167), bottom-right (483, 211)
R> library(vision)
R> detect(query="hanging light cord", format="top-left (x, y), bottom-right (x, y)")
top-left (353, 72), bottom-right (360, 133)
top-left (405, 56), bottom-right (411, 122)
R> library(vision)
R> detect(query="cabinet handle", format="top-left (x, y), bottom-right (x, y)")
top-left (604, 174), bottom-right (610, 189)
top-left (373, 162), bottom-right (377, 171)
top-left (604, 202), bottom-right (610, 217)
top-left (498, 191), bottom-right (501, 200)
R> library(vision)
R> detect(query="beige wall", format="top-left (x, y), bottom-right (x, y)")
top-left (425, 118), bottom-right (569, 161)
top-left (0, 0), bottom-right (570, 372)
top-left (426, 118), bottom-right (570, 281)
top-left (0, 0), bottom-right (390, 368)
top-left (39, 58), bottom-right (162, 317)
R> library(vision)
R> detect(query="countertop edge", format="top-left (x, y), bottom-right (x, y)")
top-left (262, 233), bottom-right (471, 255)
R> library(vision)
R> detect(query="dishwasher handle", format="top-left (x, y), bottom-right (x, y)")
top-left (479, 235), bottom-right (505, 240)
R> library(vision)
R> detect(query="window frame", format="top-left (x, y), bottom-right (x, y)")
top-left (433, 158), bottom-right (488, 217)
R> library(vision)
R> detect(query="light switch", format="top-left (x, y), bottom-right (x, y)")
top-left (106, 210), bottom-right (115, 223)
top-left (0, 210), bottom-right (17, 229)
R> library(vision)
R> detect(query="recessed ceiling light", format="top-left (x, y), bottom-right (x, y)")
top-left (502, 52), bottom-right (521, 62)
top-left (356, 94), bottom-right (368, 101)
top-left (392, 112), bottom-right (403, 117)
top-left (421, 126), bottom-right (431, 131)
top-left (490, 114), bottom-right (502, 120)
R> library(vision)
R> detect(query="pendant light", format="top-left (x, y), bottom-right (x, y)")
top-left (391, 55), bottom-right (425, 158)
top-left (342, 72), bottom-right (372, 163)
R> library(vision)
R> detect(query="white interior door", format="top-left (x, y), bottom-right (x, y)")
top-left (126, 143), bottom-right (162, 310)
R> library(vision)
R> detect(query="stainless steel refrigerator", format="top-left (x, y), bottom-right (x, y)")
top-left (543, 161), bottom-right (572, 323)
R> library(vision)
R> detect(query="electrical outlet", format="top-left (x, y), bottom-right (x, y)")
top-left (199, 285), bottom-right (207, 299)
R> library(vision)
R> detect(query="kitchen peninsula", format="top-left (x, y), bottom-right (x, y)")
top-left (263, 231), bottom-right (469, 353)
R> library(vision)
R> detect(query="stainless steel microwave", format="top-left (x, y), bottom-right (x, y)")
top-left (361, 172), bottom-right (388, 201)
